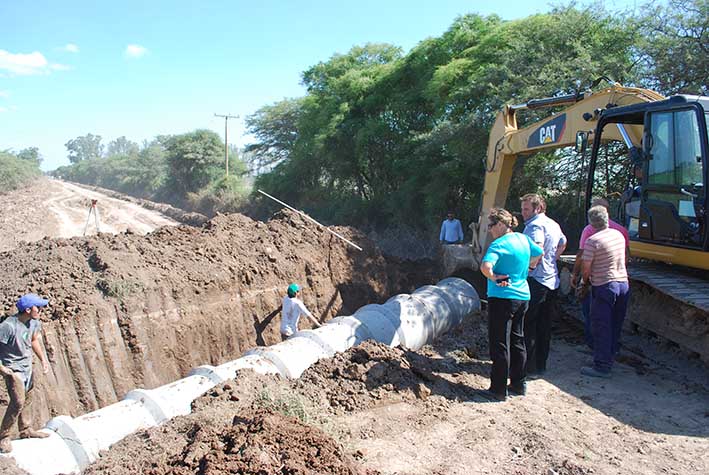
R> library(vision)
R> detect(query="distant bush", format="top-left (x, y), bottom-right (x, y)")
top-left (0, 151), bottom-right (42, 192)
top-left (186, 174), bottom-right (251, 215)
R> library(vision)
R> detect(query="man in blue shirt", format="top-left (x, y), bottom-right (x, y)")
top-left (439, 212), bottom-right (464, 244)
top-left (0, 293), bottom-right (51, 452)
top-left (520, 193), bottom-right (567, 376)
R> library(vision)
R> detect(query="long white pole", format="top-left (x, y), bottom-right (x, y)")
top-left (257, 189), bottom-right (363, 251)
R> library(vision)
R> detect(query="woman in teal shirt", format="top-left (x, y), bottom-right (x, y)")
top-left (480, 208), bottom-right (543, 401)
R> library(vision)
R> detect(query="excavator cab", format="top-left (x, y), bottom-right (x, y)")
top-left (586, 95), bottom-right (709, 266)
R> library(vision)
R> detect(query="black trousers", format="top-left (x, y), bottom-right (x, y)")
top-left (487, 297), bottom-right (528, 394)
top-left (524, 278), bottom-right (555, 373)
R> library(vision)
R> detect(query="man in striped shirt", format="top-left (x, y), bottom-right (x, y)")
top-left (581, 205), bottom-right (629, 378)
top-left (570, 197), bottom-right (629, 350)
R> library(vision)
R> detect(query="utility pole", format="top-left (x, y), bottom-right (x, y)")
top-left (214, 113), bottom-right (239, 177)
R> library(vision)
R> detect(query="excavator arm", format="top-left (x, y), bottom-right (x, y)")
top-left (469, 84), bottom-right (665, 264)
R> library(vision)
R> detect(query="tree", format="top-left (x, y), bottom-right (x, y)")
top-left (634, 0), bottom-right (708, 94)
top-left (16, 147), bottom-right (42, 166)
top-left (248, 6), bottom-right (640, 230)
top-left (0, 150), bottom-right (42, 191)
top-left (106, 136), bottom-right (139, 157)
top-left (163, 129), bottom-right (224, 197)
top-left (244, 98), bottom-right (304, 172)
top-left (65, 133), bottom-right (104, 163)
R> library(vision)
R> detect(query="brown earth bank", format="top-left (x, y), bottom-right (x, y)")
top-left (81, 317), bottom-right (709, 475)
top-left (0, 209), bottom-right (436, 432)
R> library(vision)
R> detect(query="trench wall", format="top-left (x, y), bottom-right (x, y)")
top-left (0, 211), bottom-right (436, 430)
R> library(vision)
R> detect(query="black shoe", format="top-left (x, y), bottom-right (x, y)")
top-left (480, 389), bottom-right (507, 402)
top-left (507, 382), bottom-right (527, 396)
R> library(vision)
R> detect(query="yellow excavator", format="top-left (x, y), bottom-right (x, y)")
top-left (445, 82), bottom-right (709, 362)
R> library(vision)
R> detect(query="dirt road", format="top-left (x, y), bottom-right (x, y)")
top-left (0, 178), bottom-right (177, 252)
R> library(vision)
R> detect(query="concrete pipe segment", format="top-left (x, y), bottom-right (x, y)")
top-left (1, 277), bottom-right (479, 474)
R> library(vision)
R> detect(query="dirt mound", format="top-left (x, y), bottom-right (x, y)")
top-left (170, 409), bottom-right (370, 475)
top-left (296, 341), bottom-right (423, 413)
top-left (0, 208), bottom-right (435, 430)
top-left (82, 368), bottom-right (378, 475)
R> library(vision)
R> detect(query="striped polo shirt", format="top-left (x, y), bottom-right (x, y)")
top-left (582, 227), bottom-right (628, 286)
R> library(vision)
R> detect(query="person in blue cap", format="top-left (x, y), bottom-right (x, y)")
top-left (0, 293), bottom-right (51, 452)
top-left (280, 283), bottom-right (321, 340)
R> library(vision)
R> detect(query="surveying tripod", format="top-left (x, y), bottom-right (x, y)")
top-left (83, 199), bottom-right (101, 236)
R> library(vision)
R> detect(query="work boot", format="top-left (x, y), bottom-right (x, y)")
top-left (508, 381), bottom-right (527, 396)
top-left (480, 388), bottom-right (507, 402)
top-left (19, 429), bottom-right (49, 439)
top-left (0, 438), bottom-right (11, 453)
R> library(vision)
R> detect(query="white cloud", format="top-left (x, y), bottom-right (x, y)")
top-left (0, 50), bottom-right (49, 75)
top-left (125, 44), bottom-right (148, 59)
top-left (0, 106), bottom-right (7, 113)
top-left (50, 63), bottom-right (72, 71)
top-left (0, 90), bottom-right (9, 98)
top-left (62, 43), bottom-right (79, 53)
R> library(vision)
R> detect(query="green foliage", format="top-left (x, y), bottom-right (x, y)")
top-left (54, 138), bottom-right (167, 198)
top-left (245, 98), bottom-right (304, 171)
top-left (633, 0), bottom-right (708, 94)
top-left (254, 388), bottom-right (310, 423)
top-left (186, 174), bottom-right (251, 215)
top-left (0, 150), bottom-right (42, 191)
top-left (65, 133), bottom-right (104, 163)
top-left (163, 129), bottom-right (225, 200)
top-left (53, 131), bottom-right (251, 216)
top-left (248, 5), bottom-right (644, 231)
top-left (16, 147), bottom-right (42, 167)
top-left (96, 277), bottom-right (144, 301)
top-left (106, 136), bottom-right (140, 157)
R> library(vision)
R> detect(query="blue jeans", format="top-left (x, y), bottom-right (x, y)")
top-left (582, 293), bottom-right (593, 349)
top-left (590, 281), bottom-right (630, 372)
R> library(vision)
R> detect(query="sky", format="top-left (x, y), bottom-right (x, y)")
top-left (1, 0), bottom-right (643, 171)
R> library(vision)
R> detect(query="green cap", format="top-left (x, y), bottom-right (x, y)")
top-left (287, 283), bottom-right (300, 297)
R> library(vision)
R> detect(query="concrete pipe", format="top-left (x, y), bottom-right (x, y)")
top-left (411, 286), bottom-right (455, 338)
top-left (2, 277), bottom-right (480, 475)
top-left (437, 277), bottom-right (482, 322)
top-left (4, 431), bottom-right (78, 475)
top-left (293, 319), bottom-right (364, 356)
top-left (215, 354), bottom-right (281, 379)
top-left (328, 315), bottom-right (374, 346)
top-left (44, 399), bottom-right (158, 467)
top-left (382, 294), bottom-right (435, 351)
top-left (245, 335), bottom-right (331, 379)
top-left (351, 304), bottom-right (402, 347)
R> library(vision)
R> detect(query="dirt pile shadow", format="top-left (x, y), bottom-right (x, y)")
top-left (0, 209), bottom-right (436, 430)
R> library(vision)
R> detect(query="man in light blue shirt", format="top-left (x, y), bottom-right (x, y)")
top-left (439, 212), bottom-right (464, 244)
top-left (520, 194), bottom-right (567, 376)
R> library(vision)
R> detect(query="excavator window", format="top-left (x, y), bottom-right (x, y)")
top-left (647, 109), bottom-right (703, 187)
top-left (638, 107), bottom-right (706, 248)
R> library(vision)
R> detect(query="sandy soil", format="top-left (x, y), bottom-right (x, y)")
top-left (0, 178), bottom-right (178, 252)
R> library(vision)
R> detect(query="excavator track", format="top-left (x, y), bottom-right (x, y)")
top-left (626, 262), bottom-right (709, 364)
top-left (557, 257), bottom-right (709, 364)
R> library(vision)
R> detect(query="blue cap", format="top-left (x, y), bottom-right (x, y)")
top-left (16, 293), bottom-right (49, 313)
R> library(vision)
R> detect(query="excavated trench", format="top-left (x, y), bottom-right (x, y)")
top-left (0, 210), bottom-right (437, 431)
